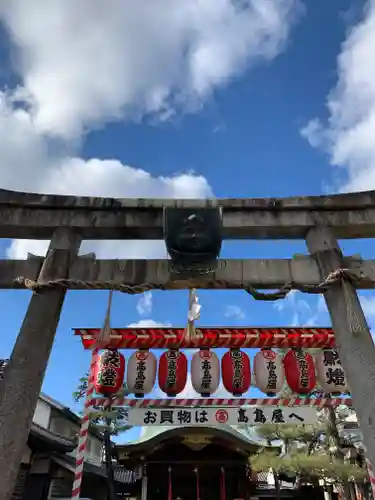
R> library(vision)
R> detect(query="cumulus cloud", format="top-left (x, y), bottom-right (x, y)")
top-left (6, 161), bottom-right (212, 258)
top-left (301, 1), bottom-right (375, 192)
top-left (6, 157), bottom-right (213, 259)
top-left (224, 304), bottom-right (246, 320)
top-left (2, 90), bottom-right (213, 259)
top-left (125, 319), bottom-right (172, 328)
top-left (274, 290), bottom-right (375, 331)
top-left (361, 296), bottom-right (375, 318)
top-left (0, 0), bottom-right (300, 259)
top-left (136, 293), bottom-right (153, 316)
top-left (0, 0), bottom-right (299, 138)
top-left (358, 294), bottom-right (375, 328)
top-left (274, 291), bottom-right (327, 326)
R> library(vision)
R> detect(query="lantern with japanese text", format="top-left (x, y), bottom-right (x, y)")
top-left (283, 349), bottom-right (316, 395)
top-left (315, 348), bottom-right (348, 395)
top-left (127, 349), bottom-right (157, 398)
top-left (191, 348), bottom-right (220, 397)
top-left (158, 349), bottom-right (188, 397)
top-left (254, 348), bottom-right (285, 396)
top-left (221, 349), bottom-right (251, 396)
top-left (94, 349), bottom-right (125, 396)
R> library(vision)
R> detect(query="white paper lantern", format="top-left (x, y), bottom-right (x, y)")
top-left (315, 349), bottom-right (348, 394)
top-left (126, 349), bottom-right (157, 397)
top-left (191, 349), bottom-right (220, 397)
top-left (254, 349), bottom-right (285, 395)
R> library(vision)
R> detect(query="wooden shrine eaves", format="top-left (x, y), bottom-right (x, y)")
top-left (2, 188), bottom-right (375, 239)
top-left (3, 255), bottom-right (375, 290)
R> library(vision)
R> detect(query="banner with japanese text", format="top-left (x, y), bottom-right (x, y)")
top-left (126, 406), bottom-right (317, 426)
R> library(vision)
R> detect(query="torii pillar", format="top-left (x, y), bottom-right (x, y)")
top-left (0, 228), bottom-right (81, 500)
top-left (306, 227), bottom-right (375, 470)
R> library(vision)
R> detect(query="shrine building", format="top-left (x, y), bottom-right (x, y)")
top-left (115, 424), bottom-right (289, 500)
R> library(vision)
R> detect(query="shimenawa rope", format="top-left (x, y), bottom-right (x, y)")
top-left (14, 267), bottom-right (360, 302)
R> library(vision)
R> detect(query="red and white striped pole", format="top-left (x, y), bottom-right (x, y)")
top-left (71, 291), bottom-right (113, 500)
top-left (365, 456), bottom-right (375, 500)
top-left (71, 348), bottom-right (99, 499)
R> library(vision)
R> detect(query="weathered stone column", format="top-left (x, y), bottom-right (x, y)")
top-left (306, 227), bottom-right (375, 470)
top-left (0, 228), bottom-right (81, 500)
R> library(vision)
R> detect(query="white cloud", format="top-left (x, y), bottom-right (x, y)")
top-left (359, 294), bottom-right (375, 327)
top-left (0, 0), bottom-right (300, 259)
top-left (3, 99), bottom-right (213, 259)
top-left (301, 1), bottom-right (375, 192)
top-left (136, 292), bottom-right (153, 316)
top-left (274, 290), bottom-right (326, 326)
top-left (300, 118), bottom-right (324, 149)
top-left (126, 319), bottom-right (171, 328)
top-left (0, 91), bottom-right (51, 192)
top-left (0, 0), bottom-right (299, 139)
top-left (224, 304), bottom-right (246, 320)
top-left (0, 86), bottom-right (214, 259)
top-left (274, 291), bottom-right (375, 330)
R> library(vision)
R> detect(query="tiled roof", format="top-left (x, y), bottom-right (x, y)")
top-left (124, 425), bottom-right (281, 448)
top-left (39, 393), bottom-right (104, 441)
top-left (53, 454), bottom-right (142, 484)
top-left (29, 423), bottom-right (76, 452)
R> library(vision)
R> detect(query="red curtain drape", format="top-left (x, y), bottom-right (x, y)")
top-left (168, 466), bottom-right (172, 500)
top-left (220, 467), bottom-right (226, 500)
top-left (195, 467), bottom-right (200, 500)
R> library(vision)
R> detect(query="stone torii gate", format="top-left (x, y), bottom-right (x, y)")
top-left (1, 188), bottom-right (375, 499)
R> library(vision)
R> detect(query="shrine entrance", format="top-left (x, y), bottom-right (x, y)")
top-left (117, 426), bottom-right (267, 500)
top-left (147, 463), bottom-right (246, 500)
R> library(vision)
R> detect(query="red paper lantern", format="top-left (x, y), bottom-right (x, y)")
top-left (158, 349), bottom-right (188, 397)
top-left (283, 349), bottom-right (316, 394)
top-left (94, 349), bottom-right (125, 395)
top-left (221, 349), bottom-right (251, 396)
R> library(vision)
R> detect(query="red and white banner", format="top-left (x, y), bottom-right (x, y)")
top-left (126, 406), bottom-right (317, 426)
top-left (75, 327), bottom-right (335, 349)
top-left (90, 397), bottom-right (353, 408)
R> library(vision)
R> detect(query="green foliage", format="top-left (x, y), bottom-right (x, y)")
top-left (72, 373), bottom-right (89, 402)
top-left (73, 373), bottom-right (131, 436)
top-left (256, 423), bottom-right (325, 445)
top-left (255, 349), bottom-right (364, 488)
top-left (253, 405), bottom-right (365, 484)
top-left (251, 450), bottom-right (366, 482)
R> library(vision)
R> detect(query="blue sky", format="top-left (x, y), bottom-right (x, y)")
top-left (1, 0), bottom-right (375, 443)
